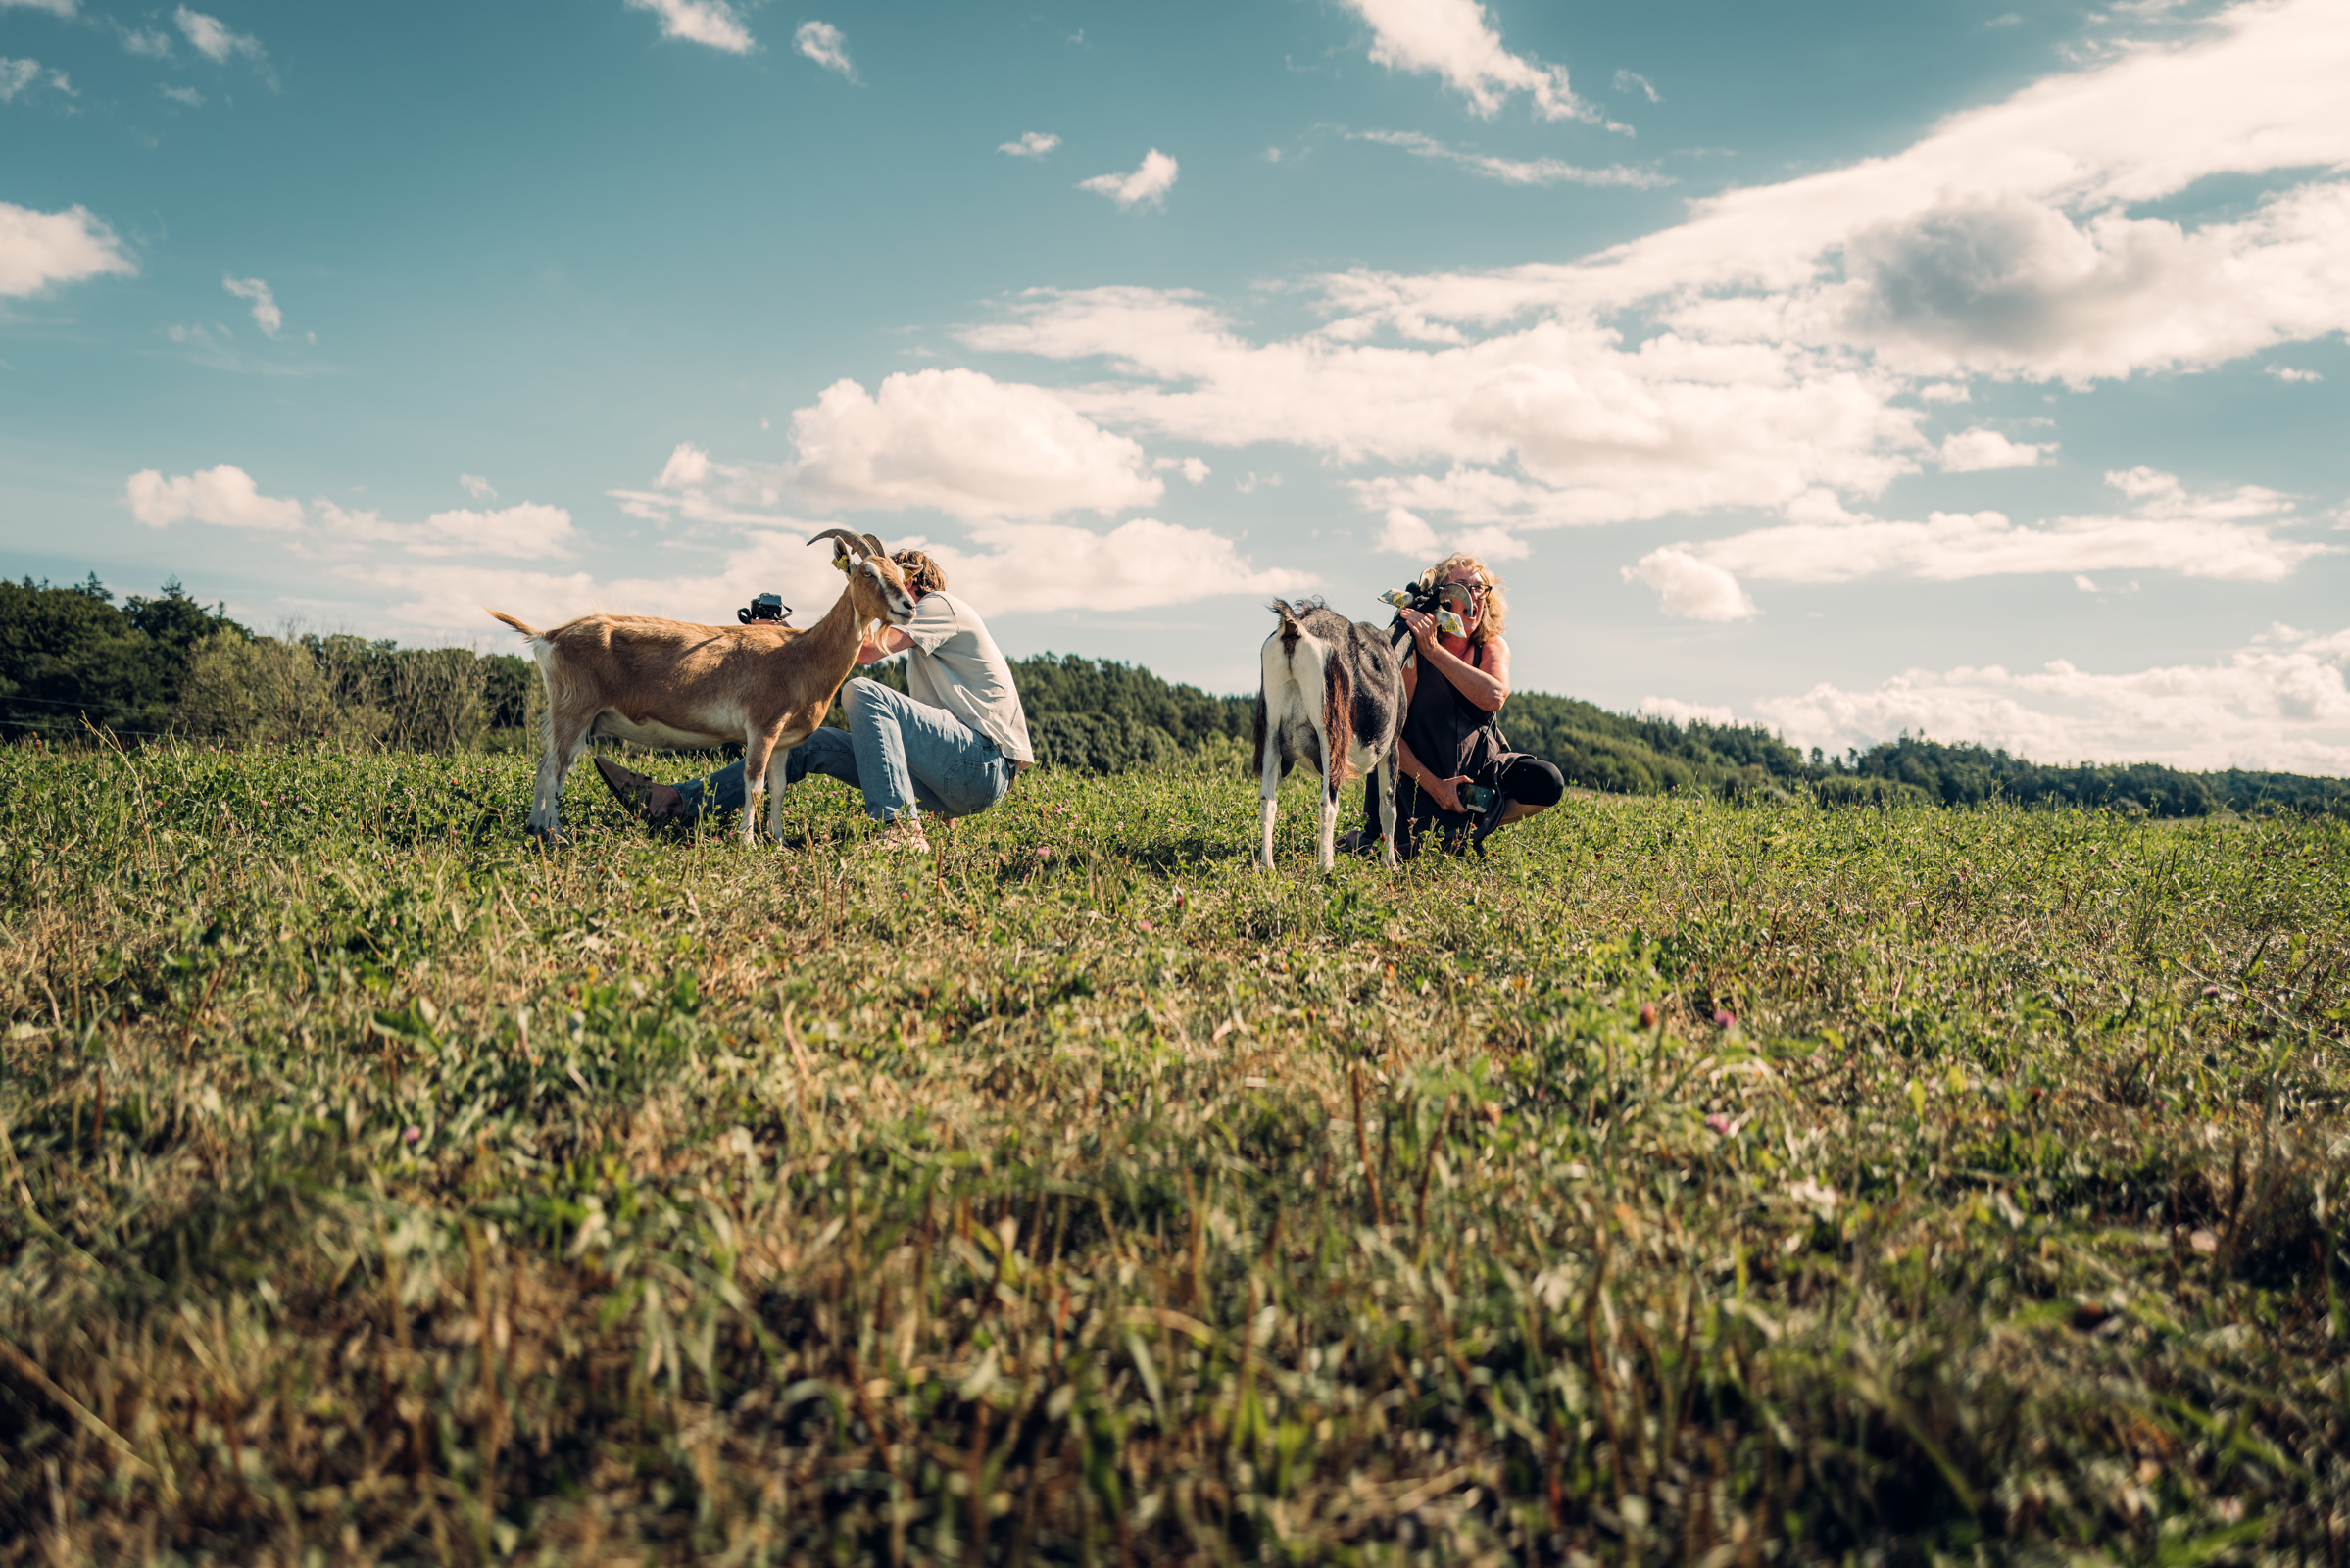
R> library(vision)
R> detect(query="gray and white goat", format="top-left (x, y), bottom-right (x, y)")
top-left (1252, 599), bottom-right (1405, 870)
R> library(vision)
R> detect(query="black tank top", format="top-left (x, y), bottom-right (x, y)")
top-left (1401, 641), bottom-right (1503, 796)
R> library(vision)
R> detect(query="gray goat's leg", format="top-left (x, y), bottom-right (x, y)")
top-left (1375, 751), bottom-right (1400, 869)
top-left (1257, 739), bottom-right (1284, 870)
top-left (1317, 755), bottom-right (1341, 870)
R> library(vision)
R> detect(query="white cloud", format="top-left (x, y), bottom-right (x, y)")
top-left (0, 0), bottom-right (76, 15)
top-left (1937, 426), bottom-right (2050, 471)
top-left (173, 7), bottom-right (262, 64)
top-left (124, 465), bottom-right (573, 559)
top-left (0, 57), bottom-right (65, 101)
top-left (1612, 68), bottom-right (1661, 104)
top-left (1624, 467), bottom-right (2334, 618)
top-left (794, 20), bottom-right (855, 78)
top-left (125, 466), bottom-right (304, 531)
top-left (1349, 130), bottom-right (1670, 188)
top-left (1340, 0), bottom-right (1609, 125)
top-left (610, 441), bottom-right (793, 527)
top-left (971, 289), bottom-right (1929, 527)
top-left (2074, 573), bottom-right (2099, 592)
top-left (406, 504), bottom-right (575, 559)
top-left (921, 517), bottom-right (1316, 616)
top-left (1624, 547), bottom-right (1758, 621)
top-left (1640, 696), bottom-right (1735, 726)
top-left (1000, 131), bottom-right (1058, 158)
top-left (1377, 507), bottom-right (1439, 556)
top-left (161, 84), bottom-right (202, 106)
top-left (118, 24), bottom-right (171, 56)
top-left (788, 368), bottom-right (1164, 520)
top-left (0, 202), bottom-right (135, 297)
top-left (657, 440), bottom-right (713, 489)
top-left (2268, 365), bottom-right (2322, 383)
top-left (1751, 625), bottom-right (2350, 772)
top-left (1153, 455), bottom-right (1211, 484)
top-left (625, 0), bottom-right (754, 54)
top-left (459, 473), bottom-right (497, 500)
top-left (1079, 150), bottom-right (1179, 209)
top-left (221, 274), bottom-right (280, 335)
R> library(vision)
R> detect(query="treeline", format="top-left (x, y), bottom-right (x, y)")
top-left (8, 574), bottom-right (2346, 816)
top-left (1495, 692), bottom-right (2350, 818)
top-left (1, 574), bottom-right (536, 753)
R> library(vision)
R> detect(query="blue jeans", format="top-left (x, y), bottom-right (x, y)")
top-left (673, 678), bottom-right (1011, 824)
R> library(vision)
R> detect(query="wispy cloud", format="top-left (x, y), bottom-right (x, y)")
top-left (0, 57), bottom-right (73, 101)
top-left (160, 83), bottom-right (203, 106)
top-left (1612, 68), bottom-right (1661, 103)
top-left (460, 474), bottom-right (497, 500)
top-left (0, 201), bottom-right (136, 297)
top-left (1627, 467), bottom-right (2334, 619)
top-left (794, 20), bottom-right (856, 79)
top-left (1351, 129), bottom-right (1669, 188)
top-left (0, 0), bottom-right (77, 16)
top-left (221, 274), bottom-right (280, 335)
top-left (173, 7), bottom-right (263, 65)
top-left (1339, 0), bottom-right (1620, 127)
top-left (624, 0), bottom-right (754, 55)
top-left (1079, 149), bottom-right (1179, 209)
top-left (999, 131), bottom-right (1059, 158)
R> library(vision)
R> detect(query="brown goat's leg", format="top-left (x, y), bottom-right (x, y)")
top-left (764, 729), bottom-right (808, 841)
top-left (534, 710), bottom-right (596, 841)
top-left (740, 735), bottom-right (777, 846)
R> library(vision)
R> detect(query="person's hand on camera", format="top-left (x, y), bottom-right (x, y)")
top-left (1420, 772), bottom-right (1471, 814)
top-left (1399, 605), bottom-right (1442, 654)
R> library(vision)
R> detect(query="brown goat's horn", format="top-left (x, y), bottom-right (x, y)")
top-left (807, 528), bottom-right (868, 560)
top-left (860, 533), bottom-right (888, 560)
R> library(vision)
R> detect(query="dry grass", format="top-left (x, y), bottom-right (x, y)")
top-left (0, 739), bottom-right (2345, 1565)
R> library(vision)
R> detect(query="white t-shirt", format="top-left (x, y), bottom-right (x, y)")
top-left (897, 591), bottom-right (1036, 763)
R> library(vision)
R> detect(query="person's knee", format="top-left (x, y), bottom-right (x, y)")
top-left (842, 676), bottom-right (884, 713)
top-left (1513, 760), bottom-right (1566, 809)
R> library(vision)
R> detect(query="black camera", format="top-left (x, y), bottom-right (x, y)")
top-left (1377, 580), bottom-right (1471, 644)
top-left (737, 593), bottom-right (792, 625)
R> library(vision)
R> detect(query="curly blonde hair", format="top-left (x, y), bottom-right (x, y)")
top-left (1418, 553), bottom-right (1506, 645)
top-left (892, 550), bottom-right (948, 595)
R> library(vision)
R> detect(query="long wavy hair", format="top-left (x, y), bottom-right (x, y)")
top-left (893, 550), bottom-right (948, 595)
top-left (1418, 553), bottom-right (1506, 646)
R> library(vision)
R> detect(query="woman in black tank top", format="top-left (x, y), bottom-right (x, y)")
top-left (1360, 555), bottom-right (1564, 858)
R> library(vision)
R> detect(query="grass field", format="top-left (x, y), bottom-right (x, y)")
top-left (1, 739), bottom-right (2346, 1565)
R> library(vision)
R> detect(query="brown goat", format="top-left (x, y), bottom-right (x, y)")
top-left (488, 529), bottom-right (915, 844)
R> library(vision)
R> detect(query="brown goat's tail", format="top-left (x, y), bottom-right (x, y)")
top-left (1322, 657), bottom-right (1356, 789)
top-left (487, 609), bottom-right (540, 640)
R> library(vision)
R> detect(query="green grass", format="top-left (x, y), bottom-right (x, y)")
top-left (1, 739), bottom-right (2346, 1565)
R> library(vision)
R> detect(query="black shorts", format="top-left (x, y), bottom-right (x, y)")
top-left (1366, 753), bottom-right (1563, 857)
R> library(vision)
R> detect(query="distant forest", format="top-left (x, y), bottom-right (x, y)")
top-left (7, 572), bottom-right (2346, 819)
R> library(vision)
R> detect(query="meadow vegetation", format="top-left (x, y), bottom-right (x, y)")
top-left (0, 739), bottom-right (2346, 1565)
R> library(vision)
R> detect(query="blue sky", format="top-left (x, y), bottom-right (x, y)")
top-left (5, 0), bottom-right (2347, 770)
